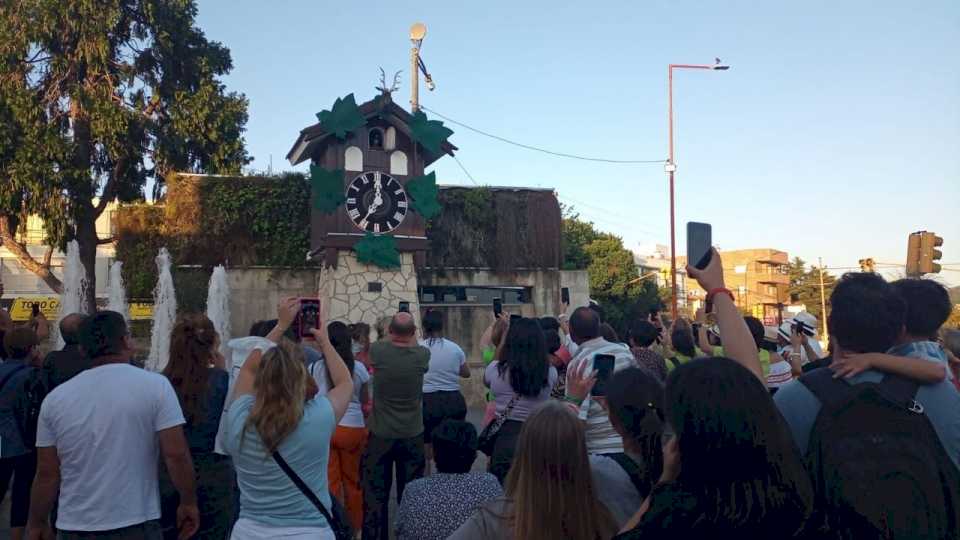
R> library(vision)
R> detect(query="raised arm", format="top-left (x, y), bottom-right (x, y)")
top-left (309, 305), bottom-right (353, 423)
top-left (266, 297), bottom-right (300, 344)
top-left (695, 308), bottom-right (712, 354)
top-left (687, 249), bottom-right (762, 382)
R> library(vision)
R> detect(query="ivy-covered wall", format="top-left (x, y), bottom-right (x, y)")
top-left (115, 174), bottom-right (562, 294)
top-left (116, 172), bottom-right (314, 300)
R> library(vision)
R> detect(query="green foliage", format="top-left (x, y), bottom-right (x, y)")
top-left (409, 111), bottom-right (454, 155)
top-left (787, 257), bottom-right (837, 321)
top-left (315, 94), bottom-right (366, 140)
top-left (562, 207), bottom-right (659, 334)
top-left (0, 0), bottom-right (250, 306)
top-left (355, 233), bottom-right (401, 269)
top-left (116, 174), bottom-right (313, 297)
top-left (406, 171), bottom-right (441, 219)
top-left (310, 165), bottom-right (346, 214)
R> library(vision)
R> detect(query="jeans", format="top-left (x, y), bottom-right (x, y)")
top-left (361, 433), bottom-right (425, 540)
top-left (159, 453), bottom-right (235, 540)
top-left (0, 452), bottom-right (37, 528)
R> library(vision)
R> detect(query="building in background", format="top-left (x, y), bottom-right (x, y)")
top-left (635, 244), bottom-right (688, 309)
top-left (680, 248), bottom-right (790, 326)
top-left (0, 202), bottom-right (118, 309)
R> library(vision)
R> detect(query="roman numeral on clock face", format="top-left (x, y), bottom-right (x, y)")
top-left (347, 197), bottom-right (357, 205)
top-left (348, 209), bottom-right (360, 220)
top-left (394, 212), bottom-right (404, 222)
top-left (398, 200), bottom-right (408, 208)
top-left (373, 223), bottom-right (381, 233)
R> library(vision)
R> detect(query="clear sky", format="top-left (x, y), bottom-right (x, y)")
top-left (195, 0), bottom-right (960, 285)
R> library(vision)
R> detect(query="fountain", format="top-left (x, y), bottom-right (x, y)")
top-left (147, 248), bottom-right (177, 372)
top-left (206, 265), bottom-right (231, 362)
top-left (56, 240), bottom-right (87, 349)
top-left (106, 261), bottom-right (129, 323)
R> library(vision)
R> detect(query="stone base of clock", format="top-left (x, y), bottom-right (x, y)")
top-left (322, 251), bottom-right (421, 327)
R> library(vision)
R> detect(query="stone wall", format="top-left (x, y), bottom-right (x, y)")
top-left (324, 252), bottom-right (421, 330)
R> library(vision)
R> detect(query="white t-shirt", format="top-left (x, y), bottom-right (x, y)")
top-left (36, 363), bottom-right (185, 532)
top-left (420, 338), bottom-right (466, 393)
top-left (309, 360), bottom-right (370, 428)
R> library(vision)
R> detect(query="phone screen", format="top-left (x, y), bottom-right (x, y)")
top-left (592, 354), bottom-right (616, 396)
top-left (561, 287), bottom-right (570, 305)
top-left (686, 222), bottom-right (713, 270)
top-left (493, 298), bottom-right (503, 317)
top-left (298, 299), bottom-right (321, 338)
top-left (398, 301), bottom-right (410, 313)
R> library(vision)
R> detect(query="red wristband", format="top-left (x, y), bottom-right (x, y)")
top-left (706, 287), bottom-right (735, 305)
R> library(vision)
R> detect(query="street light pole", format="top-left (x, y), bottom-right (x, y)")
top-left (666, 61), bottom-right (729, 319)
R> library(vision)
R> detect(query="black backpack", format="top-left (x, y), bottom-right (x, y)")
top-left (800, 368), bottom-right (960, 539)
top-left (14, 368), bottom-right (50, 450)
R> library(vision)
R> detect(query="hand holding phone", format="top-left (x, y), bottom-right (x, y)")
top-left (561, 287), bottom-right (570, 305)
top-left (686, 222), bottom-right (713, 270)
top-left (297, 299), bottom-right (321, 339)
top-left (493, 298), bottom-right (503, 317)
top-left (592, 354), bottom-right (616, 397)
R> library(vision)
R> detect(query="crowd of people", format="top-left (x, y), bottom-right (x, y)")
top-left (0, 246), bottom-right (958, 539)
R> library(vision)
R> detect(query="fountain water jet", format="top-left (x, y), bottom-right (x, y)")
top-left (147, 248), bottom-right (177, 372)
top-left (206, 265), bottom-right (231, 363)
top-left (56, 240), bottom-right (87, 349)
top-left (106, 261), bottom-right (129, 323)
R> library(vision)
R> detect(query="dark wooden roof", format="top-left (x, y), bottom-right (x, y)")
top-left (286, 93), bottom-right (458, 166)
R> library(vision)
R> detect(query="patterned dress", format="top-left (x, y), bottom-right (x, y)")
top-left (395, 471), bottom-right (503, 540)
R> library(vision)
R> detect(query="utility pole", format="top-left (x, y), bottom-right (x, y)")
top-left (818, 257), bottom-right (829, 345)
top-left (409, 23), bottom-right (426, 112)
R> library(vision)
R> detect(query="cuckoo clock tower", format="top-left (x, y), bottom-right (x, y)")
top-left (287, 90), bottom-right (456, 324)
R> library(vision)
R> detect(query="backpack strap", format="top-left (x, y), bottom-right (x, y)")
top-left (669, 357), bottom-right (680, 369)
top-left (798, 367), bottom-right (852, 409)
top-left (607, 452), bottom-right (649, 497)
top-left (876, 375), bottom-right (921, 412)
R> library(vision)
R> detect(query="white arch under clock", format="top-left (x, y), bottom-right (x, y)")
top-left (344, 146), bottom-right (363, 171)
top-left (390, 151), bottom-right (408, 176)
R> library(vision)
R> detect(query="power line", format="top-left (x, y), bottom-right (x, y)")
top-left (422, 106), bottom-right (666, 164)
top-left (450, 154), bottom-right (480, 186)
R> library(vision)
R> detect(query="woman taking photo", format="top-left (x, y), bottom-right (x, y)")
top-left (450, 401), bottom-right (617, 540)
top-left (614, 249), bottom-right (813, 538)
top-left (159, 314), bottom-right (232, 539)
top-left (224, 298), bottom-right (353, 540)
top-left (420, 310), bottom-right (470, 471)
top-left (483, 317), bottom-right (557, 484)
top-left (308, 321), bottom-right (370, 532)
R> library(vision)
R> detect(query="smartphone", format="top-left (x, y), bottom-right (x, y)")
top-left (510, 314), bottom-right (522, 323)
top-left (398, 301), bottom-right (410, 313)
top-left (561, 287), bottom-right (570, 305)
top-left (297, 298), bottom-right (321, 338)
top-left (592, 354), bottom-right (616, 397)
top-left (686, 222), bottom-right (713, 270)
top-left (493, 298), bottom-right (503, 317)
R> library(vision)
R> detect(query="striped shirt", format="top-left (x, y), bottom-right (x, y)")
top-left (568, 338), bottom-right (635, 454)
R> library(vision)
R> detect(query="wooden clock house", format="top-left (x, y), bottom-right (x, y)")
top-left (286, 92), bottom-right (457, 269)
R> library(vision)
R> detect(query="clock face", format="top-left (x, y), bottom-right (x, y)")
top-left (345, 171), bottom-right (409, 234)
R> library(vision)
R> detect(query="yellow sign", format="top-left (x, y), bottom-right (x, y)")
top-left (129, 303), bottom-right (154, 321)
top-left (9, 297), bottom-right (61, 321)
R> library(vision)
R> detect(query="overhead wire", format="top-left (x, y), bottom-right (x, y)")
top-left (422, 105), bottom-right (666, 164)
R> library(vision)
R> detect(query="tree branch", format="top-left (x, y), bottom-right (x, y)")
top-left (0, 216), bottom-right (64, 294)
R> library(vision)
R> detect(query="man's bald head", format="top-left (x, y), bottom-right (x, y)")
top-left (60, 313), bottom-right (88, 346)
top-left (389, 312), bottom-right (417, 338)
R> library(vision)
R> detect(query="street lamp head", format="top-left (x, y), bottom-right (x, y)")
top-left (410, 22), bottom-right (427, 41)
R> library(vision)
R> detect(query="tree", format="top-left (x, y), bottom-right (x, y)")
top-left (787, 257), bottom-right (837, 323)
top-left (0, 0), bottom-right (249, 312)
top-left (561, 206), bottom-right (658, 335)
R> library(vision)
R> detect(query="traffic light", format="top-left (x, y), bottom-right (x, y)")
top-left (906, 232), bottom-right (922, 277)
top-left (919, 231), bottom-right (944, 274)
top-left (858, 258), bottom-right (876, 273)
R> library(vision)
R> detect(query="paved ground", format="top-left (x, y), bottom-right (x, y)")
top-left (0, 407), bottom-right (489, 539)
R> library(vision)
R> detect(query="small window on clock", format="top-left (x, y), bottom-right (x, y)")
top-left (368, 128), bottom-right (384, 150)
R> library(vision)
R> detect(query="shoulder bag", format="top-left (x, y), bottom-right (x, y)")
top-left (478, 393), bottom-right (520, 457)
top-left (272, 451), bottom-right (352, 540)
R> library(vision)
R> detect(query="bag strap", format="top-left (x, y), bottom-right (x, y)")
top-left (272, 451), bottom-right (335, 527)
top-left (877, 374), bottom-right (921, 410)
top-left (798, 367), bottom-right (851, 409)
top-left (669, 357), bottom-right (680, 369)
top-left (607, 453), bottom-right (649, 496)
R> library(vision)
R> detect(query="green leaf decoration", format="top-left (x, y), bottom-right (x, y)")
top-left (405, 171), bottom-right (441, 220)
top-left (310, 164), bottom-right (346, 214)
top-left (409, 111), bottom-right (453, 155)
top-left (315, 94), bottom-right (366, 140)
top-left (355, 232), bottom-right (401, 269)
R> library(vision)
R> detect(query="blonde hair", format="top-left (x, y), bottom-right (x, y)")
top-left (244, 339), bottom-right (308, 453)
top-left (505, 401), bottom-right (617, 540)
